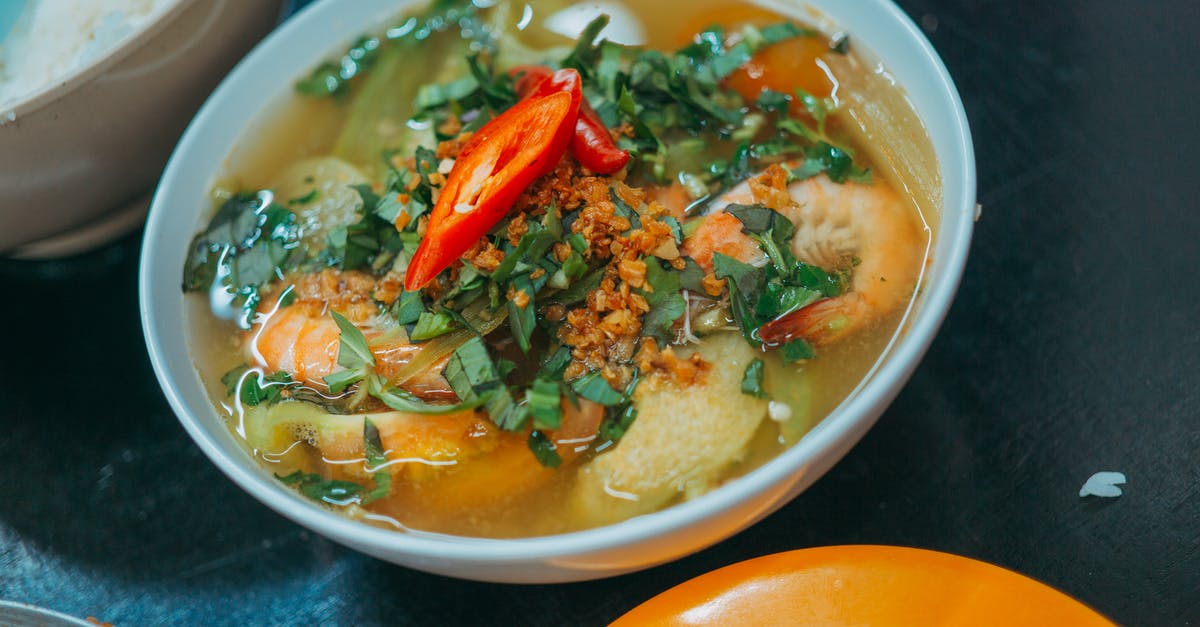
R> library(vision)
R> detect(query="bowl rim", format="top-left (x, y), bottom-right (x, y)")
top-left (140, 0), bottom-right (975, 566)
top-left (2, 0), bottom-right (197, 116)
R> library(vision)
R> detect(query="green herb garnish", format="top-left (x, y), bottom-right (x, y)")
top-left (740, 358), bottom-right (768, 398)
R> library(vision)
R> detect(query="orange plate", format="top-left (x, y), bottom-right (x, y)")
top-left (612, 545), bottom-right (1114, 626)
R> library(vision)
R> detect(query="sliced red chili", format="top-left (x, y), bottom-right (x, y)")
top-left (404, 86), bottom-right (581, 291)
top-left (510, 65), bottom-right (630, 175)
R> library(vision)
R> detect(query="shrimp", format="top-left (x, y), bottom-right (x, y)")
top-left (246, 269), bottom-right (453, 399)
top-left (683, 166), bottom-right (925, 346)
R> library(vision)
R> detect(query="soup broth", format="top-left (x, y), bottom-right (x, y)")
top-left (185, 0), bottom-right (936, 538)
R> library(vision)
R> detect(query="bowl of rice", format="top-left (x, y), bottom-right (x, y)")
top-left (0, 0), bottom-right (282, 255)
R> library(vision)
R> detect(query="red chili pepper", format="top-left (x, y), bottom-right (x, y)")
top-left (404, 85), bottom-right (581, 291)
top-left (509, 65), bottom-right (630, 175)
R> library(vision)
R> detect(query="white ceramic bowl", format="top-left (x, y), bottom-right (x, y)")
top-left (141, 0), bottom-right (975, 583)
top-left (0, 0), bottom-right (282, 254)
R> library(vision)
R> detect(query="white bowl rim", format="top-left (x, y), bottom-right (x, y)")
top-left (2, 0), bottom-right (195, 116)
top-left (141, 0), bottom-right (975, 565)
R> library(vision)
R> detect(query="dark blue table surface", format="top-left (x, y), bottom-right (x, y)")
top-left (2, 1), bottom-right (1197, 625)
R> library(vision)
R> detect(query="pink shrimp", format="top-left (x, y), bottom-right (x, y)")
top-left (685, 168), bottom-right (925, 346)
top-left (246, 270), bottom-right (454, 399)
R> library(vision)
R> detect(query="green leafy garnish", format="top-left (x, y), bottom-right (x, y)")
top-left (526, 377), bottom-right (564, 430)
top-left (780, 339), bottom-right (816, 364)
top-left (362, 418), bottom-right (392, 504)
top-left (740, 358), bottom-right (768, 398)
top-left (527, 430), bottom-right (563, 469)
top-left (277, 470), bottom-right (365, 505)
top-left (221, 366), bottom-right (297, 407)
top-left (571, 371), bottom-right (626, 406)
top-left (183, 191), bottom-right (304, 327)
top-left (506, 275), bottom-right (537, 354)
top-left (411, 311), bottom-right (458, 341)
top-left (639, 258), bottom-right (686, 343)
top-left (324, 311), bottom-right (375, 394)
top-left (444, 337), bottom-right (527, 430)
top-left (367, 375), bottom-right (487, 414)
top-left (391, 290), bottom-right (425, 325)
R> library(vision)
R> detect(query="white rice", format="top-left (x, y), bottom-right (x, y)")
top-left (0, 0), bottom-right (172, 108)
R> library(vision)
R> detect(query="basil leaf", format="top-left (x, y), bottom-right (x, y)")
top-left (527, 430), bottom-right (563, 469)
top-left (740, 358), bottom-right (768, 398)
top-left (714, 253), bottom-right (764, 344)
top-left (300, 480), bottom-right (364, 505)
top-left (367, 375), bottom-right (486, 415)
top-left (276, 470), bottom-right (366, 506)
top-left (507, 275), bottom-right (536, 354)
top-left (677, 257), bottom-right (708, 294)
top-left (362, 471), bottom-right (392, 505)
top-left (411, 311), bottom-right (458, 341)
top-left (324, 366), bottom-right (369, 395)
top-left (640, 258), bottom-right (686, 342)
top-left (277, 470), bottom-right (318, 485)
top-left (549, 266), bottom-right (605, 306)
top-left (360, 417), bottom-right (392, 504)
top-left (527, 377), bottom-right (564, 430)
top-left (713, 253), bottom-right (764, 302)
top-left (571, 371), bottom-right (625, 406)
top-left (538, 346), bottom-right (572, 380)
top-left (363, 418), bottom-right (387, 465)
top-left (444, 337), bottom-right (528, 431)
top-left (598, 403), bottom-right (637, 443)
top-left (793, 262), bottom-right (844, 297)
top-left (331, 311), bottom-right (375, 369)
top-left (780, 339), bottom-right (816, 363)
top-left (392, 290), bottom-right (425, 325)
top-left (562, 15), bottom-right (610, 75)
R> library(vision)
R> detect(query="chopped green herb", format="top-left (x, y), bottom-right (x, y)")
top-left (323, 311), bottom-right (375, 393)
top-left (444, 337), bottom-right (527, 430)
top-left (411, 311), bottom-right (458, 341)
top-left (780, 339), bottom-right (817, 363)
top-left (740, 358), bottom-right (768, 398)
top-left (527, 377), bottom-right (564, 430)
top-left (639, 258), bottom-right (686, 343)
top-left (222, 365), bottom-right (296, 406)
top-left (506, 275), bottom-right (536, 354)
top-left (331, 311), bottom-right (375, 369)
top-left (538, 346), bottom-right (572, 380)
top-left (527, 430), bottom-right (563, 469)
top-left (831, 33), bottom-right (850, 54)
top-left (598, 403), bottom-right (637, 443)
top-left (367, 375), bottom-right (486, 414)
top-left (678, 257), bottom-right (709, 295)
top-left (301, 480), bottom-right (364, 504)
top-left (361, 418), bottom-right (392, 504)
top-left (276, 471), bottom-right (365, 505)
top-left (571, 371), bottom-right (626, 406)
top-left (392, 290), bottom-right (425, 325)
top-left (183, 191), bottom-right (304, 328)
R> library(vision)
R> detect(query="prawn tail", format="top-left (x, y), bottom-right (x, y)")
top-left (758, 292), bottom-right (868, 347)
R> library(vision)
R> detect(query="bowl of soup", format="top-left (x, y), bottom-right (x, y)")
top-left (141, 0), bottom-right (975, 582)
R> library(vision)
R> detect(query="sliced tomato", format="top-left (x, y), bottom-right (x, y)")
top-left (403, 77), bottom-right (581, 291)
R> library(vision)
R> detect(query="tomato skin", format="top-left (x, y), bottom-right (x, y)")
top-left (403, 82), bottom-right (581, 291)
top-left (671, 6), bottom-right (834, 107)
top-left (725, 35), bottom-right (834, 104)
top-left (510, 65), bottom-right (630, 174)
